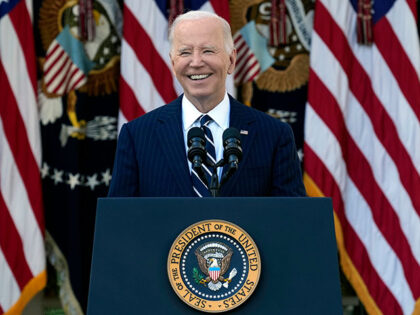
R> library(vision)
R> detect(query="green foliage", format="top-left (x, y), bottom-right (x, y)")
top-left (192, 267), bottom-right (205, 284)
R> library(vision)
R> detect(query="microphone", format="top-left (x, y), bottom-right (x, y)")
top-left (221, 128), bottom-right (242, 184)
top-left (187, 127), bottom-right (207, 184)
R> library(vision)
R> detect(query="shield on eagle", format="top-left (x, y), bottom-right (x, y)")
top-left (209, 265), bottom-right (221, 282)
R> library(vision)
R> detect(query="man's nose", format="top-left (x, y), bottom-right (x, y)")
top-left (189, 51), bottom-right (204, 67)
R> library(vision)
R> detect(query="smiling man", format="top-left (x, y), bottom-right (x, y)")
top-left (169, 13), bottom-right (236, 113)
top-left (108, 11), bottom-right (306, 197)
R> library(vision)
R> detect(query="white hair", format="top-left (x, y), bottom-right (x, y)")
top-left (168, 10), bottom-right (234, 56)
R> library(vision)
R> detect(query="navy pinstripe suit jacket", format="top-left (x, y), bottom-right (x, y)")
top-left (108, 95), bottom-right (306, 197)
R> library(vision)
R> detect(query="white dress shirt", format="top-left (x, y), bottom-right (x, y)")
top-left (182, 93), bottom-right (230, 180)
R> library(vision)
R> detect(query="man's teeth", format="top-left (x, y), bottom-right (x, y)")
top-left (189, 74), bottom-right (210, 80)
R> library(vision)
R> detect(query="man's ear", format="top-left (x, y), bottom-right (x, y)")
top-left (227, 49), bottom-right (237, 75)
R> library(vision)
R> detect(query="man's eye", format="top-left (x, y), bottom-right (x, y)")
top-left (180, 51), bottom-right (191, 56)
top-left (204, 50), bottom-right (214, 54)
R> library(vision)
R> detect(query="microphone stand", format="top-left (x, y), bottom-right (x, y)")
top-left (208, 160), bottom-right (225, 197)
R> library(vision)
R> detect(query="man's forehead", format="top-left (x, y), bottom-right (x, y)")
top-left (177, 17), bottom-right (221, 27)
top-left (174, 17), bottom-right (223, 35)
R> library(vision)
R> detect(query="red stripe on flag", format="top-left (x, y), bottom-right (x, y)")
top-left (235, 40), bottom-right (247, 56)
top-left (51, 59), bottom-right (73, 94)
top-left (210, 0), bottom-right (230, 22)
top-left (247, 69), bottom-right (260, 83)
top-left (234, 53), bottom-right (255, 79)
top-left (315, 2), bottom-right (420, 215)
top-left (51, 59), bottom-right (73, 93)
top-left (45, 42), bottom-right (60, 60)
top-left (304, 144), bottom-right (404, 315)
top-left (120, 77), bottom-right (146, 121)
top-left (8, 0), bottom-right (37, 94)
top-left (0, 191), bottom-right (33, 290)
top-left (309, 69), bottom-right (420, 296)
top-left (44, 50), bottom-right (66, 76)
top-left (65, 67), bottom-right (81, 92)
top-left (0, 63), bottom-right (44, 234)
top-left (69, 72), bottom-right (86, 91)
top-left (123, 4), bottom-right (177, 104)
top-left (46, 56), bottom-right (71, 87)
top-left (236, 59), bottom-right (259, 84)
top-left (374, 17), bottom-right (420, 120)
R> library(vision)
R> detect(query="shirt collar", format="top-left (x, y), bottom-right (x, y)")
top-left (182, 93), bottom-right (230, 131)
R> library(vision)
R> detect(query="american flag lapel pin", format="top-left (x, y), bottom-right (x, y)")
top-left (240, 130), bottom-right (248, 135)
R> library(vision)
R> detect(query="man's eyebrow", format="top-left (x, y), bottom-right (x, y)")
top-left (201, 45), bottom-right (218, 50)
top-left (177, 47), bottom-right (192, 52)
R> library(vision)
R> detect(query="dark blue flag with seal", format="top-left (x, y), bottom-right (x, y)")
top-left (230, 0), bottom-right (315, 164)
top-left (33, 0), bottom-right (122, 312)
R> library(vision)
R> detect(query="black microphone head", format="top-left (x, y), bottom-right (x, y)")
top-left (223, 127), bottom-right (242, 162)
top-left (187, 127), bottom-right (206, 164)
top-left (188, 127), bottom-right (205, 147)
top-left (222, 127), bottom-right (240, 143)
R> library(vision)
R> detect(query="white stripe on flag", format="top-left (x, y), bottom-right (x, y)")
top-left (0, 247), bottom-right (21, 312)
top-left (0, 120), bottom-right (45, 276)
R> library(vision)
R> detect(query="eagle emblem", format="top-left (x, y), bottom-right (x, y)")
top-left (194, 242), bottom-right (237, 291)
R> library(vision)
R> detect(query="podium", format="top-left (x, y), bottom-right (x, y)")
top-left (88, 197), bottom-right (342, 314)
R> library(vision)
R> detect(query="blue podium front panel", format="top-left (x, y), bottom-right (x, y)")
top-left (88, 197), bottom-right (342, 315)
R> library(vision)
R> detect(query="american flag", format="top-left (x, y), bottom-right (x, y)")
top-left (43, 25), bottom-right (94, 96)
top-left (233, 21), bottom-right (275, 86)
top-left (0, 0), bottom-right (46, 314)
top-left (304, 0), bottom-right (420, 314)
top-left (233, 31), bottom-right (261, 85)
top-left (119, 0), bottom-right (231, 128)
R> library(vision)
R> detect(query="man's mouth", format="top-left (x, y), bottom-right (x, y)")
top-left (188, 74), bottom-right (211, 80)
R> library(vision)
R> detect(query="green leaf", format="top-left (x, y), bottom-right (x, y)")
top-left (192, 267), bottom-right (204, 284)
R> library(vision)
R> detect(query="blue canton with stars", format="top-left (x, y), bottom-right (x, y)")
top-left (349, 0), bottom-right (397, 24)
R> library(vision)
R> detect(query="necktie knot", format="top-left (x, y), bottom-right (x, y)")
top-left (199, 114), bottom-right (213, 128)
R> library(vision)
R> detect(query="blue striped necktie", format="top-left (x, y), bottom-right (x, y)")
top-left (191, 115), bottom-right (216, 197)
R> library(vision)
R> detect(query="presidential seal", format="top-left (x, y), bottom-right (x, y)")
top-left (167, 220), bottom-right (261, 313)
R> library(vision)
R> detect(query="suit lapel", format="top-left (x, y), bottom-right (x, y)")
top-left (220, 96), bottom-right (257, 195)
top-left (156, 96), bottom-right (194, 196)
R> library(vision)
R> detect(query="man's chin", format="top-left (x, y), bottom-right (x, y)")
top-left (184, 92), bottom-right (225, 112)
top-left (185, 91), bottom-right (212, 103)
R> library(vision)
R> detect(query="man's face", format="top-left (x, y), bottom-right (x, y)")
top-left (170, 18), bottom-right (236, 110)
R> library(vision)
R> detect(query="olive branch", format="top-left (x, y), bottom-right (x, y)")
top-left (192, 267), bottom-right (205, 285)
